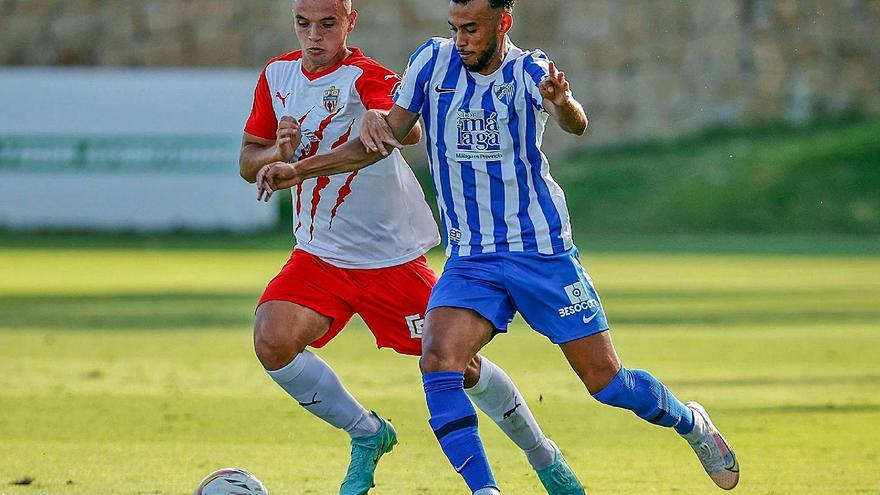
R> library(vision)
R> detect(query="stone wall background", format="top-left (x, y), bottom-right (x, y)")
top-left (1, 0), bottom-right (878, 146)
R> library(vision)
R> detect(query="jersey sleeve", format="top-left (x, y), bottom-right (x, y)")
top-left (354, 61), bottom-right (401, 111)
top-left (522, 50), bottom-right (552, 112)
top-left (393, 39), bottom-right (439, 114)
top-left (244, 65), bottom-right (278, 140)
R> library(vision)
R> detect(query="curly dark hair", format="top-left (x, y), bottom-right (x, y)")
top-left (451, 0), bottom-right (515, 11)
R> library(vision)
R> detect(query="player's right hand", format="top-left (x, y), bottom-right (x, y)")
top-left (360, 109), bottom-right (402, 157)
top-left (539, 61), bottom-right (572, 107)
top-left (275, 116), bottom-right (301, 162)
top-left (256, 162), bottom-right (302, 202)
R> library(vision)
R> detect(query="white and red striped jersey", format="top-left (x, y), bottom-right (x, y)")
top-left (246, 48), bottom-right (440, 269)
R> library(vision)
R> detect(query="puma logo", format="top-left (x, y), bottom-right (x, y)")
top-left (503, 397), bottom-right (522, 419)
top-left (276, 91), bottom-right (291, 107)
top-left (298, 393), bottom-right (322, 407)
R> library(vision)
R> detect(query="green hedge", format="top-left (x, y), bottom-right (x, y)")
top-left (541, 119), bottom-right (880, 235)
top-left (335, 118), bottom-right (880, 237)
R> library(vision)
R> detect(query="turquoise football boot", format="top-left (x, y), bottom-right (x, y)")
top-left (339, 413), bottom-right (398, 495)
top-left (536, 441), bottom-right (586, 495)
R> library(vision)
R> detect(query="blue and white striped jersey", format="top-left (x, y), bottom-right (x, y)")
top-left (394, 37), bottom-right (574, 257)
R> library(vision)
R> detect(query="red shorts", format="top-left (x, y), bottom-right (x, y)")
top-left (258, 249), bottom-right (436, 356)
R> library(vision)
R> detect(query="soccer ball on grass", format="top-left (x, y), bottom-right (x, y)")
top-left (193, 468), bottom-right (269, 495)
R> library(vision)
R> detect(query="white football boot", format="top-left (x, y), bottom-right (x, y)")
top-left (684, 402), bottom-right (740, 490)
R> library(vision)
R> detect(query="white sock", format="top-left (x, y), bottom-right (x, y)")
top-left (474, 488), bottom-right (501, 495)
top-left (465, 356), bottom-right (556, 470)
top-left (266, 350), bottom-right (381, 438)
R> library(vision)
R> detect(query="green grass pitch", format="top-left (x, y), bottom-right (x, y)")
top-left (1, 242), bottom-right (878, 494)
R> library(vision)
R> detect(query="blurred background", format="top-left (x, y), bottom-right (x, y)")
top-left (1, 2), bottom-right (879, 494)
top-left (0, 0), bottom-right (878, 239)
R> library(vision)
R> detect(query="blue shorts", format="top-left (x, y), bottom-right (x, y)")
top-left (427, 248), bottom-right (610, 344)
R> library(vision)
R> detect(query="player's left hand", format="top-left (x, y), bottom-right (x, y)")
top-left (256, 162), bottom-right (302, 202)
top-left (360, 109), bottom-right (402, 157)
top-left (539, 61), bottom-right (572, 107)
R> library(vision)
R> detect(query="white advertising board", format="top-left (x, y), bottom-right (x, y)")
top-left (0, 68), bottom-right (277, 232)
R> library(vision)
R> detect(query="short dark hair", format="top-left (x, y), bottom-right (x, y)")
top-left (451, 0), bottom-right (515, 11)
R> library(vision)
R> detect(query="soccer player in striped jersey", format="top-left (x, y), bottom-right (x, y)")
top-left (241, 1), bottom-right (573, 494)
top-left (255, 0), bottom-right (740, 493)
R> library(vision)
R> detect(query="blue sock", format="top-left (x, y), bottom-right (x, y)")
top-left (423, 371), bottom-right (497, 493)
top-left (593, 367), bottom-right (695, 435)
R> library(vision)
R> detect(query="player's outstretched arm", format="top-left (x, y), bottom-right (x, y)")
top-left (361, 109), bottom-right (422, 156)
top-left (256, 105), bottom-right (420, 202)
top-left (239, 116), bottom-right (302, 183)
top-left (540, 61), bottom-right (588, 136)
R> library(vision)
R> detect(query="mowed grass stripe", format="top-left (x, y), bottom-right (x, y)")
top-left (2, 249), bottom-right (879, 294)
top-left (0, 246), bottom-right (878, 494)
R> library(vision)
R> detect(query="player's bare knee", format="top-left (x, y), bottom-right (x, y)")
top-left (419, 351), bottom-right (442, 373)
top-left (420, 348), bottom-right (465, 374)
top-left (253, 315), bottom-right (303, 371)
top-left (254, 332), bottom-right (290, 371)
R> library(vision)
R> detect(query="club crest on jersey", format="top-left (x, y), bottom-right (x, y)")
top-left (455, 109), bottom-right (502, 161)
top-left (493, 82), bottom-right (515, 105)
top-left (323, 86), bottom-right (340, 113)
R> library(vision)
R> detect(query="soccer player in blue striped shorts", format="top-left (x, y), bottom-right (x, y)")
top-left (257, 1), bottom-right (740, 493)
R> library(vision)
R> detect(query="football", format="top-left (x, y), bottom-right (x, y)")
top-left (193, 468), bottom-right (269, 495)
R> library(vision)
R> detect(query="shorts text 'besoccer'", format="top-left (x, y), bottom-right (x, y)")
top-left (427, 247), bottom-right (609, 344)
top-left (259, 249), bottom-right (435, 355)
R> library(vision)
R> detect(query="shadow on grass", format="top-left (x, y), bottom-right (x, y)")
top-left (0, 230), bottom-right (295, 251)
top-left (601, 287), bottom-right (877, 301)
top-left (724, 403), bottom-right (880, 415)
top-left (1, 230), bottom-right (879, 256)
top-left (668, 374), bottom-right (880, 389)
top-left (0, 292), bottom-right (257, 330)
top-left (607, 311), bottom-right (879, 326)
top-left (1, 287), bottom-right (878, 331)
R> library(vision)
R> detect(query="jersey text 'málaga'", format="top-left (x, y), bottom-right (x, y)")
top-left (246, 48), bottom-right (440, 269)
top-left (394, 38), bottom-right (574, 257)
